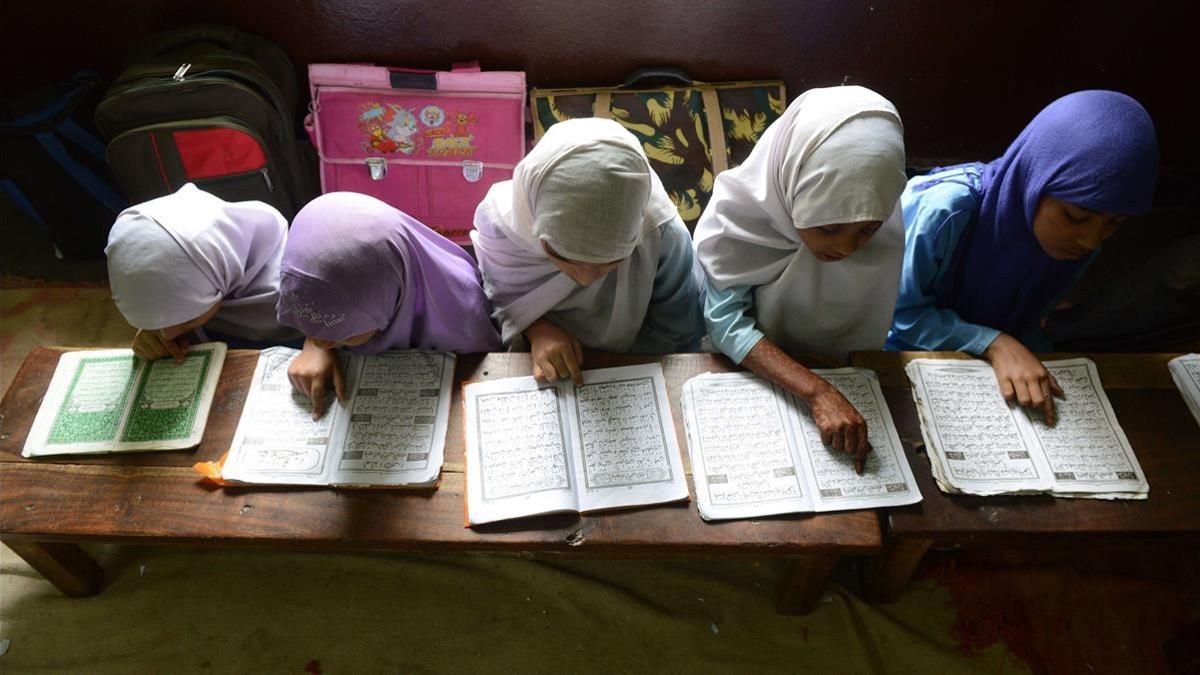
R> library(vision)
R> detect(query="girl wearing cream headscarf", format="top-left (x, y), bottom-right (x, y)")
top-left (693, 86), bottom-right (907, 472)
top-left (472, 117), bottom-right (705, 383)
top-left (106, 184), bottom-right (299, 361)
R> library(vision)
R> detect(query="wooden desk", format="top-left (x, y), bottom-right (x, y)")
top-left (849, 351), bottom-right (1200, 601)
top-left (0, 348), bottom-right (882, 614)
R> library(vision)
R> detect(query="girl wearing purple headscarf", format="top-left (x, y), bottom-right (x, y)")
top-left (277, 193), bottom-right (501, 417)
top-left (887, 91), bottom-right (1159, 423)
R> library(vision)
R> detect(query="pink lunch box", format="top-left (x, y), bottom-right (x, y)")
top-left (305, 61), bottom-right (526, 244)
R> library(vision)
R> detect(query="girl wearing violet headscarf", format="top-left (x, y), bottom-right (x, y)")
top-left (694, 86), bottom-right (907, 473)
top-left (106, 184), bottom-right (299, 362)
top-left (887, 91), bottom-right (1158, 425)
top-left (277, 192), bottom-right (502, 417)
top-left (471, 117), bottom-right (706, 385)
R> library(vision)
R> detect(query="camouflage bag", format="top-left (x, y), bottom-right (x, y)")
top-left (531, 68), bottom-right (785, 229)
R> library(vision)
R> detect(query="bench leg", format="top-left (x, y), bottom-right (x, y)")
top-left (776, 553), bottom-right (839, 615)
top-left (3, 540), bottom-right (104, 597)
top-left (865, 537), bottom-right (932, 603)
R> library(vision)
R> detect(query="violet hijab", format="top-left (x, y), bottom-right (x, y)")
top-left (276, 193), bottom-right (501, 354)
top-left (938, 90), bottom-right (1159, 334)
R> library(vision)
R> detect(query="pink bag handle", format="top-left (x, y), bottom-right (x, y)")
top-left (451, 61), bottom-right (481, 73)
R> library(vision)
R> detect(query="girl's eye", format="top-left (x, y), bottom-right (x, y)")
top-left (820, 225), bottom-right (839, 234)
top-left (1063, 206), bottom-right (1088, 223)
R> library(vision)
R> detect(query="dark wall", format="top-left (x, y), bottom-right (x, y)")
top-left (3, 0), bottom-right (1196, 168)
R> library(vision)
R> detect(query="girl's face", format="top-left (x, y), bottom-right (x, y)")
top-left (310, 330), bottom-right (379, 350)
top-left (159, 301), bottom-right (222, 340)
top-left (542, 240), bottom-right (622, 286)
top-left (796, 220), bottom-right (884, 262)
top-left (1032, 196), bottom-right (1127, 261)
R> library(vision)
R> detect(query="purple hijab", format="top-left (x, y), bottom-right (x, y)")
top-left (939, 90), bottom-right (1159, 334)
top-left (276, 193), bottom-right (501, 354)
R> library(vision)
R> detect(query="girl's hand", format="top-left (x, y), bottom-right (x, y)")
top-left (132, 329), bottom-right (188, 363)
top-left (808, 384), bottom-right (872, 474)
top-left (984, 333), bottom-right (1063, 426)
top-left (288, 338), bottom-right (347, 420)
top-left (525, 319), bottom-right (584, 385)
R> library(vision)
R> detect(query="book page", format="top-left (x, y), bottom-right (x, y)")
top-left (222, 347), bottom-right (352, 485)
top-left (790, 368), bottom-right (921, 511)
top-left (1170, 354), bottom-right (1200, 429)
top-left (464, 377), bottom-right (578, 525)
top-left (23, 344), bottom-right (225, 457)
top-left (330, 351), bottom-right (454, 487)
top-left (681, 372), bottom-right (811, 521)
top-left (120, 344), bottom-right (225, 447)
top-left (1036, 359), bottom-right (1148, 497)
top-left (906, 359), bottom-right (1052, 495)
top-left (571, 364), bottom-right (689, 513)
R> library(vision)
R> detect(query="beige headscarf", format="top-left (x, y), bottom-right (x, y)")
top-left (471, 118), bottom-right (680, 349)
top-left (693, 86), bottom-right (907, 362)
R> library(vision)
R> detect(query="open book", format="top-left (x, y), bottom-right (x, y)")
top-left (222, 346), bottom-right (454, 487)
top-left (906, 357), bottom-right (1148, 499)
top-left (680, 369), bottom-right (921, 521)
top-left (463, 364), bottom-right (689, 526)
top-left (23, 343), bottom-right (226, 457)
top-left (1169, 354), bottom-right (1200, 429)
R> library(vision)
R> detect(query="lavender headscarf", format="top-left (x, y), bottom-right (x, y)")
top-left (937, 90), bottom-right (1159, 334)
top-left (276, 193), bottom-right (501, 354)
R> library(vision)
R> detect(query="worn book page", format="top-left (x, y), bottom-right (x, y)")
top-left (906, 359), bottom-right (1053, 495)
top-left (23, 343), bottom-right (226, 457)
top-left (681, 372), bottom-right (811, 521)
top-left (790, 368), bottom-right (922, 511)
top-left (330, 351), bottom-right (455, 487)
top-left (222, 347), bottom-right (353, 485)
top-left (1170, 354), bottom-right (1200, 429)
top-left (572, 364), bottom-right (689, 513)
top-left (1037, 359), bottom-right (1148, 498)
top-left (464, 376), bottom-right (578, 525)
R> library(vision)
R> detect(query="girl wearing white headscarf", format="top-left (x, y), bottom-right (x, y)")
top-left (472, 117), bottom-right (705, 383)
top-left (106, 183), bottom-right (299, 361)
top-left (693, 86), bottom-right (907, 471)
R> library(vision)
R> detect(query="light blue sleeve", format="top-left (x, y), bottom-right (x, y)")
top-left (632, 216), bottom-right (707, 353)
top-left (703, 282), bottom-right (765, 365)
top-left (887, 185), bottom-right (1001, 355)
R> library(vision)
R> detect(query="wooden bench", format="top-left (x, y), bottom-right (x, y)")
top-left (848, 351), bottom-right (1200, 601)
top-left (0, 347), bottom-right (882, 614)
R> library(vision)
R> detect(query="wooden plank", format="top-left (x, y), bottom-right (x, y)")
top-left (0, 462), bottom-right (880, 555)
top-left (850, 351), bottom-right (1185, 390)
top-left (849, 352), bottom-right (1200, 541)
top-left (775, 553), bottom-right (839, 614)
top-left (1, 539), bottom-right (104, 597)
top-left (863, 537), bottom-right (932, 603)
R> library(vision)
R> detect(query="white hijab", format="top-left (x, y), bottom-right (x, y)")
top-left (106, 183), bottom-right (293, 341)
top-left (693, 86), bottom-right (907, 362)
top-left (471, 118), bottom-right (679, 350)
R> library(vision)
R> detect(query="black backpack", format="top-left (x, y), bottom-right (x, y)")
top-left (0, 71), bottom-right (128, 259)
top-left (94, 25), bottom-right (313, 218)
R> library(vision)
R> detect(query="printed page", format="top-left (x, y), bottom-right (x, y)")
top-left (23, 344), bottom-right (226, 457)
top-left (330, 351), bottom-right (455, 487)
top-left (571, 364), bottom-right (689, 513)
top-left (464, 377), bottom-right (578, 525)
top-left (1170, 354), bottom-right (1200, 429)
top-left (789, 368), bottom-right (922, 511)
top-left (222, 347), bottom-right (353, 485)
top-left (1036, 359), bottom-right (1148, 497)
top-left (906, 359), bottom-right (1053, 495)
top-left (118, 343), bottom-right (226, 448)
top-left (681, 372), bottom-right (811, 521)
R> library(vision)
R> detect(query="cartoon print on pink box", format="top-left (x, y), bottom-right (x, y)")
top-left (358, 102), bottom-right (424, 155)
top-left (358, 102), bottom-right (480, 158)
top-left (422, 106), bottom-right (479, 158)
